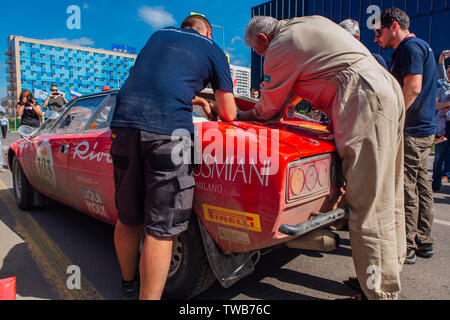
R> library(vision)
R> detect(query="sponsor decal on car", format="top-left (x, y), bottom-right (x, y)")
top-left (80, 186), bottom-right (109, 219)
top-left (35, 140), bottom-right (56, 187)
top-left (73, 141), bottom-right (112, 164)
top-left (203, 204), bottom-right (262, 232)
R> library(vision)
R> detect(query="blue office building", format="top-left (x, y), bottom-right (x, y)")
top-left (4, 35), bottom-right (137, 115)
top-left (251, 0), bottom-right (450, 88)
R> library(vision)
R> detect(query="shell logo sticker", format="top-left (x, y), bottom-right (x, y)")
top-left (35, 140), bottom-right (56, 187)
top-left (203, 204), bottom-right (262, 232)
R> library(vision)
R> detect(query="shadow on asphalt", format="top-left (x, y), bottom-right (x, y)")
top-left (196, 246), bottom-right (359, 300)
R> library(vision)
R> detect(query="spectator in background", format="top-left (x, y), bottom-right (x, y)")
top-left (339, 19), bottom-right (388, 69)
top-left (0, 114), bottom-right (8, 139)
top-left (375, 8), bottom-right (437, 264)
top-left (17, 89), bottom-right (43, 128)
top-left (432, 51), bottom-right (450, 191)
top-left (102, 86), bottom-right (111, 92)
top-left (43, 84), bottom-right (68, 112)
top-left (0, 106), bottom-right (6, 172)
top-left (250, 88), bottom-right (260, 99)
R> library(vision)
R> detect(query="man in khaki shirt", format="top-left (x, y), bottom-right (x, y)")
top-left (241, 15), bottom-right (406, 300)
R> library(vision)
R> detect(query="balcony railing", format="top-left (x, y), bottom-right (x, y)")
top-left (5, 50), bottom-right (13, 57)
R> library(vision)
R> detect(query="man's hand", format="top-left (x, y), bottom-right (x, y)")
top-left (439, 50), bottom-right (450, 64)
top-left (238, 109), bottom-right (259, 121)
top-left (192, 96), bottom-right (218, 121)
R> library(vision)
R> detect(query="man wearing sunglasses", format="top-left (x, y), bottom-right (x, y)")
top-left (43, 84), bottom-right (68, 112)
top-left (375, 8), bottom-right (437, 265)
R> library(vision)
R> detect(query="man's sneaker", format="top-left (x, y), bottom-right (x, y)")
top-left (417, 245), bottom-right (434, 259)
top-left (405, 249), bottom-right (417, 265)
top-left (120, 277), bottom-right (139, 300)
top-left (434, 136), bottom-right (448, 144)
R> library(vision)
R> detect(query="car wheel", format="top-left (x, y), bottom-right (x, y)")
top-left (163, 214), bottom-right (216, 299)
top-left (12, 156), bottom-right (35, 210)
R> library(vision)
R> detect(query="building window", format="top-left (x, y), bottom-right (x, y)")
top-left (77, 59), bottom-right (82, 63)
top-left (69, 58), bottom-right (74, 62)
top-left (41, 54), bottom-right (46, 58)
top-left (31, 53), bottom-right (36, 57)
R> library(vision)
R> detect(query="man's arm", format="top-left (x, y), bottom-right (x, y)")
top-left (402, 74), bottom-right (422, 110)
top-left (214, 90), bottom-right (237, 122)
top-left (42, 96), bottom-right (50, 109)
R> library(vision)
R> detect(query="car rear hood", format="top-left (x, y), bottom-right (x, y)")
top-left (232, 117), bottom-right (336, 159)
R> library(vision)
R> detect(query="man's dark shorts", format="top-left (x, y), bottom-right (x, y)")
top-left (110, 127), bottom-right (195, 238)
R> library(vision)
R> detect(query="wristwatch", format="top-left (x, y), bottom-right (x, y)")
top-left (235, 110), bottom-right (241, 121)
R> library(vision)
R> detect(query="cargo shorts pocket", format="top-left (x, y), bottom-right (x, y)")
top-left (110, 129), bottom-right (129, 170)
top-left (172, 175), bottom-right (195, 225)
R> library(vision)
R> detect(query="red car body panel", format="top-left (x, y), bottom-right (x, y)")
top-left (7, 93), bottom-right (339, 254)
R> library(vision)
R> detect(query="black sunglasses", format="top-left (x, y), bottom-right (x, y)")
top-left (375, 23), bottom-right (393, 37)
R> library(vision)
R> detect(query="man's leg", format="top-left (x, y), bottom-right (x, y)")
top-left (432, 140), bottom-right (446, 191)
top-left (114, 221), bottom-right (142, 281)
top-left (139, 234), bottom-right (173, 300)
top-left (404, 136), bottom-right (420, 251)
top-left (415, 135), bottom-right (435, 249)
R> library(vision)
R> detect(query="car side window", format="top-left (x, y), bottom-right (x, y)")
top-left (52, 96), bottom-right (106, 134)
top-left (85, 94), bottom-right (116, 131)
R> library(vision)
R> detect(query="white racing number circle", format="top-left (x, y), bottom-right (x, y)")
top-left (35, 140), bottom-right (56, 187)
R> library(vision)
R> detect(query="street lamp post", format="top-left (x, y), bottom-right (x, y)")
top-left (211, 24), bottom-right (225, 51)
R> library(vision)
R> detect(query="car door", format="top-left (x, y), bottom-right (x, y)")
top-left (44, 94), bottom-right (107, 205)
top-left (17, 101), bottom-right (74, 199)
top-left (68, 94), bottom-right (117, 223)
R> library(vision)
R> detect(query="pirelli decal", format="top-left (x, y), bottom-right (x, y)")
top-left (203, 204), bottom-right (262, 232)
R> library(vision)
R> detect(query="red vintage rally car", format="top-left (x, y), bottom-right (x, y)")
top-left (6, 89), bottom-right (346, 299)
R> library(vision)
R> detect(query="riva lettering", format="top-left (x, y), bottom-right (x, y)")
top-left (73, 141), bottom-right (112, 164)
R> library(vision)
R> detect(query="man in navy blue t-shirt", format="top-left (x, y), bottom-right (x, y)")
top-left (110, 15), bottom-right (236, 300)
top-left (376, 8), bottom-right (436, 265)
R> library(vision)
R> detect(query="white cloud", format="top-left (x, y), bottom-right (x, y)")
top-left (42, 37), bottom-right (95, 47)
top-left (231, 36), bottom-right (242, 45)
top-left (138, 6), bottom-right (176, 29)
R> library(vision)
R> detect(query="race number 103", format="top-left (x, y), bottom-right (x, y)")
top-left (223, 304), bottom-right (271, 316)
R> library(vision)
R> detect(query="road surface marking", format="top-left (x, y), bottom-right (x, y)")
top-left (434, 219), bottom-right (450, 227)
top-left (0, 179), bottom-right (104, 300)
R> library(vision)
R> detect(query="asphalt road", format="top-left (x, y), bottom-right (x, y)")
top-left (0, 132), bottom-right (449, 300)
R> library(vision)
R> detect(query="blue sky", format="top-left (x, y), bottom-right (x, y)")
top-left (0, 0), bottom-right (265, 99)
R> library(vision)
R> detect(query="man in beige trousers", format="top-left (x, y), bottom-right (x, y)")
top-left (240, 15), bottom-right (406, 300)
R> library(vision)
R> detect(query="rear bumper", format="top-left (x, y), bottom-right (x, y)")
top-left (278, 207), bottom-right (348, 237)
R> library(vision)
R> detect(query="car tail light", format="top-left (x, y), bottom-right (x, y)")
top-left (287, 154), bottom-right (332, 203)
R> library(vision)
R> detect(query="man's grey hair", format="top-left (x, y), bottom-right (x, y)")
top-left (339, 19), bottom-right (360, 38)
top-left (244, 16), bottom-right (278, 46)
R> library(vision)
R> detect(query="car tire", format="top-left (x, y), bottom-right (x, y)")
top-left (12, 155), bottom-right (35, 210)
top-left (163, 214), bottom-right (216, 299)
